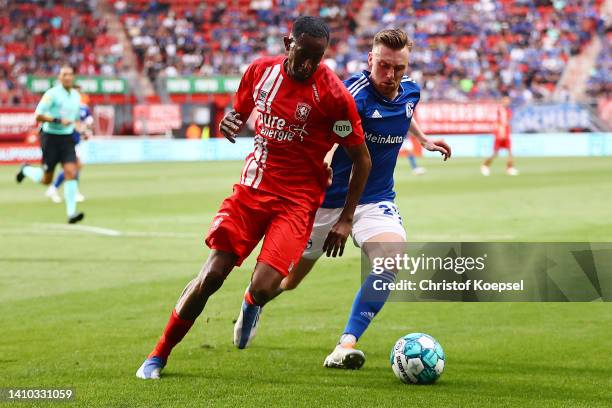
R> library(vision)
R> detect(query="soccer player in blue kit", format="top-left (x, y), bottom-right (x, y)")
top-left (233, 29), bottom-right (451, 368)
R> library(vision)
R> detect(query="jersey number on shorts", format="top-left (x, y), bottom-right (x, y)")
top-left (378, 204), bottom-right (403, 225)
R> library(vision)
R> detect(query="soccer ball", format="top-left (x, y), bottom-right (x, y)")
top-left (390, 333), bottom-right (445, 384)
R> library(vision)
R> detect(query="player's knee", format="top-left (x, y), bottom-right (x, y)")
top-left (64, 168), bottom-right (77, 180)
top-left (281, 277), bottom-right (299, 291)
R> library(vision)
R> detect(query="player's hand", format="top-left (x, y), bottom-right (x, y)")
top-left (323, 219), bottom-right (352, 257)
top-left (219, 110), bottom-right (243, 143)
top-left (422, 139), bottom-right (451, 161)
top-left (61, 118), bottom-right (73, 126)
top-left (323, 161), bottom-right (333, 187)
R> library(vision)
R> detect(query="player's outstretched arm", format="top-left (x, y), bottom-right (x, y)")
top-left (409, 119), bottom-right (451, 161)
top-left (323, 142), bottom-right (371, 257)
top-left (219, 110), bottom-right (244, 143)
top-left (322, 144), bottom-right (338, 186)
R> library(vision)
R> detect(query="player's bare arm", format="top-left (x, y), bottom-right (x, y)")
top-left (408, 118), bottom-right (451, 161)
top-left (322, 142), bottom-right (371, 257)
top-left (219, 110), bottom-right (244, 143)
top-left (322, 144), bottom-right (339, 186)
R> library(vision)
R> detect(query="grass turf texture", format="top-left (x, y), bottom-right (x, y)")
top-left (1, 157), bottom-right (611, 407)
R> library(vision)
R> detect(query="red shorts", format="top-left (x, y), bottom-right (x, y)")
top-left (494, 138), bottom-right (511, 151)
top-left (205, 184), bottom-right (316, 276)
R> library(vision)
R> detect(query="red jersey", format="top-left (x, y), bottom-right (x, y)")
top-left (495, 106), bottom-right (511, 141)
top-left (233, 56), bottom-right (365, 211)
top-left (494, 122), bottom-right (510, 141)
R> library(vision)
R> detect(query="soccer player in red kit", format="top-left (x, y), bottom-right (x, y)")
top-left (136, 16), bottom-right (371, 379)
top-left (481, 103), bottom-right (519, 176)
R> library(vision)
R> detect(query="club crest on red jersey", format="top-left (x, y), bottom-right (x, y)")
top-left (295, 102), bottom-right (312, 122)
top-left (258, 90), bottom-right (268, 102)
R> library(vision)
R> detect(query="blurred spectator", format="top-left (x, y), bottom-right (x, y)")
top-left (0, 0), bottom-right (122, 105)
top-left (364, 0), bottom-right (604, 104)
top-left (0, 0), bottom-right (606, 107)
top-left (115, 0), bottom-right (603, 105)
top-left (585, 28), bottom-right (611, 99)
top-left (117, 0), bottom-right (360, 83)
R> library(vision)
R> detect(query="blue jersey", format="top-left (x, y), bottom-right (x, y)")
top-left (72, 104), bottom-right (92, 144)
top-left (322, 71), bottom-right (420, 208)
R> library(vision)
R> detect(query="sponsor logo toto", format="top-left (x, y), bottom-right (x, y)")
top-left (333, 120), bottom-right (352, 138)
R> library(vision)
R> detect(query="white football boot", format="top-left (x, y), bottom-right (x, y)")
top-left (480, 165), bottom-right (491, 176)
top-left (233, 297), bottom-right (261, 349)
top-left (506, 167), bottom-right (519, 176)
top-left (45, 185), bottom-right (62, 203)
top-left (412, 166), bottom-right (427, 176)
top-left (324, 344), bottom-right (366, 369)
top-left (324, 335), bottom-right (365, 369)
top-left (135, 356), bottom-right (165, 380)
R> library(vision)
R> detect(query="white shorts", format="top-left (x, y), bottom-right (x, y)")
top-left (302, 201), bottom-right (406, 260)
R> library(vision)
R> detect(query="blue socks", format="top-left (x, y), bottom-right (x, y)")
top-left (342, 270), bottom-right (395, 341)
top-left (23, 166), bottom-right (43, 183)
top-left (408, 155), bottom-right (418, 170)
top-left (64, 179), bottom-right (78, 217)
top-left (53, 171), bottom-right (65, 188)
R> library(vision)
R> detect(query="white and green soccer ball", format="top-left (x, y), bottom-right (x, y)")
top-left (390, 333), bottom-right (445, 384)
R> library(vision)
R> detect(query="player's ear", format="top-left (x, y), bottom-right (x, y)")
top-left (283, 37), bottom-right (293, 52)
top-left (367, 52), bottom-right (373, 70)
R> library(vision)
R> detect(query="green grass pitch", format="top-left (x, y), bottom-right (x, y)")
top-left (1, 157), bottom-right (611, 407)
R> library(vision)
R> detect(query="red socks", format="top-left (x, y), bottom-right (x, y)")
top-left (149, 309), bottom-right (194, 361)
top-left (244, 290), bottom-right (256, 306)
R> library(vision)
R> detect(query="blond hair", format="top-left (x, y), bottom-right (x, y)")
top-left (373, 29), bottom-right (413, 51)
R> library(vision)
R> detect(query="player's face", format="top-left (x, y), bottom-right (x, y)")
top-left (368, 44), bottom-right (410, 99)
top-left (284, 34), bottom-right (328, 82)
top-left (59, 67), bottom-right (74, 89)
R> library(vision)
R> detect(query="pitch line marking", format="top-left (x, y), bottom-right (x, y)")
top-left (36, 223), bottom-right (123, 236)
top-left (30, 223), bottom-right (198, 239)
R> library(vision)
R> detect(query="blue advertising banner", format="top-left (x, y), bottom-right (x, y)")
top-left (75, 133), bottom-right (612, 165)
top-left (511, 103), bottom-right (593, 133)
top-left (421, 133), bottom-right (612, 158)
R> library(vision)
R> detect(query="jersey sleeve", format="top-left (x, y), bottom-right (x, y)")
top-left (35, 90), bottom-right (53, 116)
top-left (328, 87), bottom-right (365, 148)
top-left (233, 62), bottom-right (257, 118)
top-left (72, 92), bottom-right (82, 121)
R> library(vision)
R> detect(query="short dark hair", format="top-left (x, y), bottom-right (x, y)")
top-left (373, 29), bottom-right (413, 51)
top-left (292, 16), bottom-right (330, 43)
